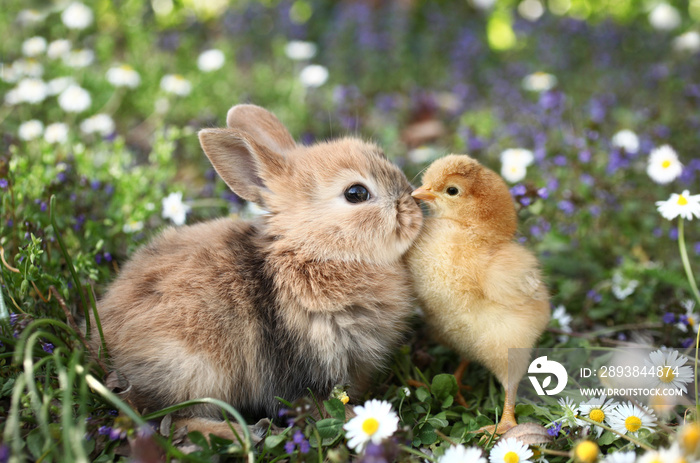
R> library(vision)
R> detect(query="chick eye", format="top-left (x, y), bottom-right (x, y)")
top-left (446, 186), bottom-right (459, 196)
top-left (344, 184), bottom-right (370, 203)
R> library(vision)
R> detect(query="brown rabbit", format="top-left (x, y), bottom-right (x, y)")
top-left (92, 105), bottom-right (423, 438)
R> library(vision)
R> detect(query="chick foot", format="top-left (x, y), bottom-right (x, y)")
top-left (474, 387), bottom-right (518, 436)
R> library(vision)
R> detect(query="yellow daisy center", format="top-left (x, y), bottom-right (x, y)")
top-left (681, 424), bottom-right (700, 451)
top-left (504, 451), bottom-right (520, 463)
top-left (120, 64), bottom-right (134, 71)
top-left (575, 441), bottom-right (599, 463)
top-left (678, 195), bottom-right (688, 206)
top-left (589, 409), bottom-right (605, 423)
top-left (689, 316), bottom-right (696, 326)
top-left (662, 160), bottom-right (672, 169)
top-left (362, 417), bottom-right (379, 436)
top-left (625, 416), bottom-right (642, 432)
top-left (659, 366), bottom-right (676, 383)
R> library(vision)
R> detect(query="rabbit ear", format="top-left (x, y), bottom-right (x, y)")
top-left (225, 104), bottom-right (296, 154)
top-left (198, 128), bottom-right (287, 205)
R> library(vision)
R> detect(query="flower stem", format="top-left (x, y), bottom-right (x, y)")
top-left (677, 218), bottom-right (700, 418)
top-left (577, 416), bottom-right (654, 451)
top-left (678, 218), bottom-right (700, 306)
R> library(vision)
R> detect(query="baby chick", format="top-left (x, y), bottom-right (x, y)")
top-left (406, 154), bottom-right (550, 434)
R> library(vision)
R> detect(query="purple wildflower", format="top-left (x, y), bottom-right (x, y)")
top-left (41, 341), bottom-right (54, 354)
top-left (682, 338), bottom-right (695, 349)
top-left (558, 200), bottom-right (576, 215)
top-left (510, 184), bottom-right (527, 196)
top-left (578, 150), bottom-right (592, 163)
top-left (0, 179), bottom-right (8, 189)
top-left (586, 290), bottom-right (602, 303)
top-left (292, 430), bottom-right (304, 444)
top-left (284, 440), bottom-right (295, 454)
top-left (0, 444), bottom-right (9, 463)
top-left (108, 428), bottom-right (125, 441)
top-left (547, 422), bottom-right (562, 437)
top-left (98, 426), bottom-right (111, 436)
top-left (669, 228), bottom-right (678, 241)
top-left (662, 312), bottom-right (676, 324)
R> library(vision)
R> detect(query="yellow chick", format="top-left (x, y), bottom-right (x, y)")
top-left (406, 154), bottom-right (550, 434)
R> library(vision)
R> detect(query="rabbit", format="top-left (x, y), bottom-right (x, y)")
top-left (91, 104), bottom-right (423, 437)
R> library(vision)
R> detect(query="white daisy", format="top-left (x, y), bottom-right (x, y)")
top-left (489, 437), bottom-right (533, 463)
top-left (106, 65), bottom-right (141, 88)
top-left (517, 0), bottom-right (545, 22)
top-left (647, 145), bottom-right (682, 184)
top-left (61, 2), bottom-right (94, 30)
top-left (160, 74), bottom-right (192, 96)
top-left (284, 40), bottom-right (318, 60)
top-left (521, 72), bottom-right (557, 92)
top-left (656, 190), bottom-right (700, 221)
top-left (63, 49), bottom-right (95, 68)
top-left (47, 77), bottom-right (75, 96)
top-left (611, 129), bottom-right (639, 154)
top-left (343, 399), bottom-right (399, 452)
top-left (408, 146), bottom-right (439, 164)
top-left (440, 444), bottom-right (487, 463)
top-left (649, 3), bottom-right (681, 31)
top-left (22, 36), bottom-right (47, 57)
top-left (551, 305), bottom-right (572, 342)
top-left (4, 89), bottom-right (21, 106)
top-left (608, 402), bottom-right (656, 438)
top-left (501, 162), bottom-right (527, 183)
top-left (677, 299), bottom-right (699, 333)
top-left (14, 58), bottom-right (44, 78)
top-left (122, 220), bottom-right (144, 234)
top-left (18, 120), bottom-right (44, 141)
top-left (673, 31), bottom-right (700, 53)
top-left (44, 123), bottom-right (69, 144)
top-left (80, 113), bottom-right (115, 136)
top-left (637, 449), bottom-right (662, 463)
top-left (501, 148), bottom-right (535, 167)
top-left (645, 349), bottom-right (693, 393)
top-left (556, 396), bottom-right (580, 428)
top-left (15, 77), bottom-right (48, 104)
top-left (58, 84), bottom-right (92, 113)
top-left (16, 9), bottom-right (45, 25)
top-left (299, 64), bottom-right (329, 88)
top-left (602, 451), bottom-right (637, 463)
top-left (197, 49), bottom-right (225, 72)
top-left (47, 39), bottom-right (72, 60)
top-left (611, 271), bottom-right (639, 300)
top-left (1, 62), bottom-right (21, 83)
top-left (162, 192), bottom-right (191, 226)
top-left (577, 394), bottom-right (619, 437)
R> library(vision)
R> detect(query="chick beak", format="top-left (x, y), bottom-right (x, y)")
top-left (411, 186), bottom-right (437, 202)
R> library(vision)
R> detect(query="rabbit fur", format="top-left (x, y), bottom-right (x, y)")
top-left (92, 104), bottom-right (423, 422)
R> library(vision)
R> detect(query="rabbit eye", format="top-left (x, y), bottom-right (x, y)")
top-left (344, 184), bottom-right (370, 203)
top-left (446, 186), bottom-right (459, 196)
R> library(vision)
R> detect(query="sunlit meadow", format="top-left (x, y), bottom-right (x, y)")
top-left (1, 0), bottom-right (700, 461)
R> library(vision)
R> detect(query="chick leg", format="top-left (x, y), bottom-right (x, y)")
top-left (454, 359), bottom-right (472, 408)
top-left (475, 382), bottom-right (518, 435)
